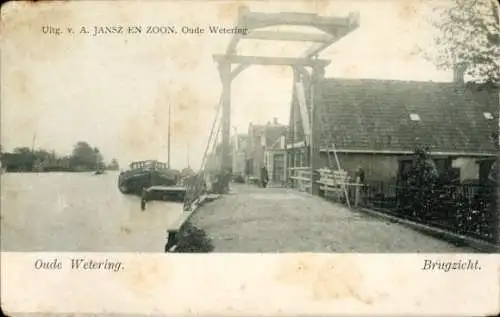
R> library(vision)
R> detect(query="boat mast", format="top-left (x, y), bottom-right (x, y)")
top-left (31, 133), bottom-right (36, 170)
top-left (167, 104), bottom-right (171, 169)
top-left (31, 133), bottom-right (36, 153)
top-left (187, 143), bottom-right (190, 169)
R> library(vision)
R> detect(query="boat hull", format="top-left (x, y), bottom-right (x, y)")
top-left (118, 169), bottom-right (178, 195)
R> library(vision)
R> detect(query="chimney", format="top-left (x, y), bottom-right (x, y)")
top-left (453, 64), bottom-right (466, 84)
top-left (273, 117), bottom-right (278, 125)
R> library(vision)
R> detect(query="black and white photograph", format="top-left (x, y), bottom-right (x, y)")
top-left (1, 0), bottom-right (498, 255)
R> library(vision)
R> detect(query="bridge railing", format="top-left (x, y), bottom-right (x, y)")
top-left (289, 167), bottom-right (312, 192)
top-left (182, 173), bottom-right (206, 211)
top-left (288, 167), bottom-right (363, 207)
top-left (316, 168), bottom-right (363, 207)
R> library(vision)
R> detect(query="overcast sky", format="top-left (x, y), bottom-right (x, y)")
top-left (1, 0), bottom-right (453, 170)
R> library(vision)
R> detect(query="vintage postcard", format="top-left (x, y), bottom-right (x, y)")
top-left (1, 0), bottom-right (499, 315)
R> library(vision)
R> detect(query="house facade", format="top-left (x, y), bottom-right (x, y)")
top-left (231, 133), bottom-right (249, 177)
top-left (264, 135), bottom-right (287, 186)
top-left (287, 77), bottom-right (499, 184)
top-left (244, 118), bottom-right (287, 179)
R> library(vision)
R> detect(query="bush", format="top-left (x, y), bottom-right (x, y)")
top-left (398, 147), bottom-right (440, 220)
top-left (173, 222), bottom-right (214, 253)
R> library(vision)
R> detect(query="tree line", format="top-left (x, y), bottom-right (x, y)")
top-left (0, 141), bottom-right (119, 172)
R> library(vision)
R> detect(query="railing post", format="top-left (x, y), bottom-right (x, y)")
top-left (354, 176), bottom-right (361, 207)
top-left (165, 231), bottom-right (177, 252)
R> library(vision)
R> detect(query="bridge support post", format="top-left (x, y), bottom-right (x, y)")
top-left (219, 61), bottom-right (232, 193)
top-left (310, 64), bottom-right (325, 196)
top-left (288, 68), bottom-right (299, 186)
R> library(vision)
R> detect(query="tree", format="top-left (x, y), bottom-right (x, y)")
top-left (12, 146), bottom-right (35, 170)
top-left (399, 147), bottom-right (440, 220)
top-left (13, 147), bottom-right (32, 154)
top-left (70, 141), bottom-right (100, 170)
top-left (426, 0), bottom-right (499, 87)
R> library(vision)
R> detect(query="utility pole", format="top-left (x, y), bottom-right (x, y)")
top-left (31, 133), bottom-right (36, 153)
top-left (31, 133), bottom-right (37, 171)
top-left (167, 104), bottom-right (171, 169)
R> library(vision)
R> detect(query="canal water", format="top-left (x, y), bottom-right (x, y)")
top-left (0, 172), bottom-right (184, 252)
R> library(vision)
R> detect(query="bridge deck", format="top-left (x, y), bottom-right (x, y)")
top-left (189, 183), bottom-right (476, 253)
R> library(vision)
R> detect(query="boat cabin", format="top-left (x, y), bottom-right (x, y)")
top-left (129, 160), bottom-right (168, 170)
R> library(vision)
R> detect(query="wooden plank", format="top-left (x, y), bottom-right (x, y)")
top-left (220, 60), bottom-right (232, 179)
top-left (146, 186), bottom-right (186, 192)
top-left (295, 81), bottom-right (311, 143)
top-left (320, 186), bottom-right (344, 192)
top-left (300, 12), bottom-right (360, 57)
top-left (167, 212), bottom-right (192, 232)
top-left (225, 6), bottom-right (251, 54)
top-left (317, 181), bottom-right (332, 186)
top-left (226, 35), bottom-right (242, 55)
top-left (317, 168), bottom-right (332, 172)
top-left (332, 172), bottom-right (347, 175)
top-left (290, 176), bottom-right (311, 182)
top-left (245, 30), bottom-right (333, 43)
top-left (242, 11), bottom-right (354, 29)
top-left (213, 54), bottom-right (330, 67)
top-left (231, 64), bottom-right (250, 80)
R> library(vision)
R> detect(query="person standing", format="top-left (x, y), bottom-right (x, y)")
top-left (140, 187), bottom-right (147, 211)
top-left (261, 166), bottom-right (269, 188)
top-left (355, 166), bottom-right (365, 184)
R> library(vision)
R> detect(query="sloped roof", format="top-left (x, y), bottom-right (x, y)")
top-left (249, 124), bottom-right (267, 137)
top-left (316, 78), bottom-right (498, 155)
top-left (249, 123), bottom-right (288, 146)
top-left (264, 125), bottom-right (288, 146)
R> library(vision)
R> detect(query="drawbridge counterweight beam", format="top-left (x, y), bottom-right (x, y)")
top-left (244, 31), bottom-right (334, 43)
top-left (213, 54), bottom-right (330, 68)
top-left (225, 6), bottom-right (359, 55)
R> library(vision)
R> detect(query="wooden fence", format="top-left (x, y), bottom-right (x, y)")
top-left (288, 167), bottom-right (364, 207)
top-left (361, 181), bottom-right (497, 243)
top-left (316, 168), bottom-right (364, 208)
top-left (288, 168), bottom-right (497, 243)
top-left (289, 167), bottom-right (312, 192)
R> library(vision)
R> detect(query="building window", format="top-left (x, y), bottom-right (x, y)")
top-left (483, 112), bottom-right (493, 120)
top-left (409, 113), bottom-right (421, 121)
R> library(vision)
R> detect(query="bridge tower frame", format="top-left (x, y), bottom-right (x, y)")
top-left (213, 6), bottom-right (359, 194)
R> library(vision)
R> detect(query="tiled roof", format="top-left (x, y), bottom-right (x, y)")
top-left (249, 123), bottom-right (287, 147)
top-left (249, 124), bottom-right (267, 137)
top-left (315, 78), bottom-right (498, 155)
top-left (264, 125), bottom-right (287, 147)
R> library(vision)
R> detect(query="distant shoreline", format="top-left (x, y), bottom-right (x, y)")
top-left (3, 169), bottom-right (119, 173)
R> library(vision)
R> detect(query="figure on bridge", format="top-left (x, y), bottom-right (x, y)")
top-left (260, 166), bottom-right (269, 188)
top-left (141, 187), bottom-right (147, 211)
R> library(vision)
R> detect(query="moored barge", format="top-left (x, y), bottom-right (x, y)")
top-left (118, 160), bottom-right (180, 195)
